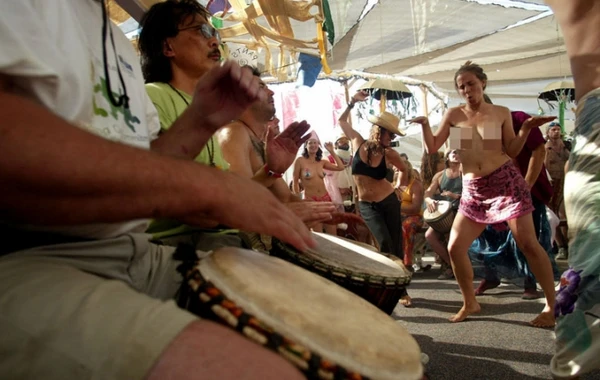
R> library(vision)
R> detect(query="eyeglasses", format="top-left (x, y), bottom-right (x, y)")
top-left (178, 23), bottom-right (221, 43)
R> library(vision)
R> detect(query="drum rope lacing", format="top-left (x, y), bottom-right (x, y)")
top-left (172, 244), bottom-right (370, 380)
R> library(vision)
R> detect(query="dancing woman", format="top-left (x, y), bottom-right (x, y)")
top-left (339, 90), bottom-right (412, 306)
top-left (410, 61), bottom-right (556, 327)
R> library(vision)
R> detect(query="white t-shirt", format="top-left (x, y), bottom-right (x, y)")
top-left (0, 0), bottom-right (161, 238)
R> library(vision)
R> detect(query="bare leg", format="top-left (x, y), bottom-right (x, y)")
top-left (508, 214), bottom-right (556, 328)
top-left (425, 227), bottom-right (451, 265)
top-left (446, 213), bottom-right (486, 322)
top-left (146, 320), bottom-right (305, 380)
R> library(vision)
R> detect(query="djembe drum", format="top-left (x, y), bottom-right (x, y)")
top-left (271, 232), bottom-right (411, 314)
top-left (423, 200), bottom-right (455, 234)
top-left (176, 247), bottom-right (423, 380)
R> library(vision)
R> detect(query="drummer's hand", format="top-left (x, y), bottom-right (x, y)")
top-left (183, 171), bottom-right (317, 251)
top-left (265, 120), bottom-right (311, 174)
top-left (323, 212), bottom-right (363, 226)
top-left (440, 191), bottom-right (456, 199)
top-left (287, 201), bottom-right (336, 224)
top-left (426, 199), bottom-right (438, 213)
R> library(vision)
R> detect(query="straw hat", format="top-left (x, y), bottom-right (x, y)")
top-left (367, 112), bottom-right (406, 136)
top-left (335, 132), bottom-right (349, 143)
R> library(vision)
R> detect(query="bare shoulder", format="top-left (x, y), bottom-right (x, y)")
top-left (492, 104), bottom-right (510, 115)
top-left (217, 121), bottom-right (251, 144)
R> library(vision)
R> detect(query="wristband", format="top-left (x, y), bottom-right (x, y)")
top-left (264, 165), bottom-right (283, 178)
top-left (347, 101), bottom-right (355, 109)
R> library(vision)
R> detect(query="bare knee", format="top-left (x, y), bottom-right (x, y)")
top-left (147, 320), bottom-right (304, 380)
top-left (513, 235), bottom-right (542, 256)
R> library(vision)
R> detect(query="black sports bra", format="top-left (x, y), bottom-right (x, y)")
top-left (351, 142), bottom-right (387, 180)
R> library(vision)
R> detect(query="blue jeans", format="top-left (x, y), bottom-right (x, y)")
top-left (358, 192), bottom-right (403, 258)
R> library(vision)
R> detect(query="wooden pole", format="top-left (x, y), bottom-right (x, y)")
top-left (379, 92), bottom-right (387, 113)
top-left (420, 84), bottom-right (429, 117)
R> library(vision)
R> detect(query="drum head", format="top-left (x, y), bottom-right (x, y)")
top-left (199, 248), bottom-right (422, 380)
top-left (302, 232), bottom-right (411, 282)
top-left (423, 200), bottom-right (452, 222)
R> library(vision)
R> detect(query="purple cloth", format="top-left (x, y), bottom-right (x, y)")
top-left (511, 111), bottom-right (554, 205)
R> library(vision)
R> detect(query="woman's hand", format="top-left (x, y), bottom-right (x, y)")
top-left (351, 90), bottom-right (369, 103)
top-left (522, 116), bottom-right (556, 131)
top-left (408, 116), bottom-right (430, 127)
top-left (324, 142), bottom-right (335, 153)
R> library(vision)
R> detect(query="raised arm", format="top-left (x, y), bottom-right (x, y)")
top-left (409, 110), bottom-right (453, 153)
top-left (151, 62), bottom-right (265, 159)
top-left (338, 90), bottom-right (368, 150)
top-left (322, 142), bottom-right (345, 171)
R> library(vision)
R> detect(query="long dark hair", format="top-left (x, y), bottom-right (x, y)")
top-left (138, 0), bottom-right (210, 83)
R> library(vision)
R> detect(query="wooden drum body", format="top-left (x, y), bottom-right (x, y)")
top-left (177, 247), bottom-right (422, 380)
top-left (423, 200), bottom-right (455, 234)
top-left (272, 232), bottom-right (412, 315)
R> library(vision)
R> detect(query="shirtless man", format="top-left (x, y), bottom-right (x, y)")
top-left (217, 67), bottom-right (340, 228)
top-left (544, 1), bottom-right (600, 378)
top-left (410, 62), bottom-right (556, 327)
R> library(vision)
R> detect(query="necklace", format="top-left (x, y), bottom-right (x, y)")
top-left (168, 83), bottom-right (215, 167)
top-left (236, 119), bottom-right (267, 161)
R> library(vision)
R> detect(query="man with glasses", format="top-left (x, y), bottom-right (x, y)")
top-left (0, 0), bottom-right (313, 379)
top-left (139, 0), bottom-right (324, 249)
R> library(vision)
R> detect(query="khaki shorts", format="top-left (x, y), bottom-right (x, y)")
top-left (0, 233), bottom-right (202, 380)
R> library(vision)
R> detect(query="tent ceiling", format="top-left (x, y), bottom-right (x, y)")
top-left (113, 0), bottom-right (568, 96)
top-left (328, 0), bottom-right (541, 72)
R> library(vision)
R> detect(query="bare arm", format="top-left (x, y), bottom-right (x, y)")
top-left (504, 110), bottom-right (556, 158)
top-left (150, 62), bottom-right (266, 159)
top-left (524, 143), bottom-right (546, 189)
top-left (385, 148), bottom-right (408, 173)
top-left (402, 180), bottom-right (424, 215)
top-left (409, 110), bottom-right (452, 153)
top-left (338, 91), bottom-right (368, 151)
top-left (424, 172), bottom-right (442, 201)
top-left (322, 147), bottom-right (344, 171)
top-left (292, 158), bottom-right (302, 195)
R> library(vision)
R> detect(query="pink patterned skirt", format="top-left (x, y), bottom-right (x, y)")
top-left (459, 160), bottom-right (534, 224)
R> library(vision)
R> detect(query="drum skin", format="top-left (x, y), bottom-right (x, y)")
top-left (181, 247), bottom-right (423, 380)
top-left (272, 232), bottom-right (411, 315)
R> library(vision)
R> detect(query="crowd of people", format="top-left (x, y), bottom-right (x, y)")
top-left (0, 0), bottom-right (598, 379)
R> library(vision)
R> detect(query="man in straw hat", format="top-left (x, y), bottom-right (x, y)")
top-left (544, 1), bottom-right (600, 378)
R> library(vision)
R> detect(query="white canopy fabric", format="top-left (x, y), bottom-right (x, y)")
top-left (329, 0), bottom-right (542, 73)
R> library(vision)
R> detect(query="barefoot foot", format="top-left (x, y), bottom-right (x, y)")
top-left (529, 310), bottom-right (556, 328)
top-left (400, 295), bottom-right (412, 308)
top-left (449, 303), bottom-right (481, 322)
top-left (474, 279), bottom-right (500, 296)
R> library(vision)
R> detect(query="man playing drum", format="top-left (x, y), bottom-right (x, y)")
top-left (410, 62), bottom-right (556, 327)
top-left (423, 149), bottom-right (462, 280)
top-left (0, 1), bottom-right (316, 379)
